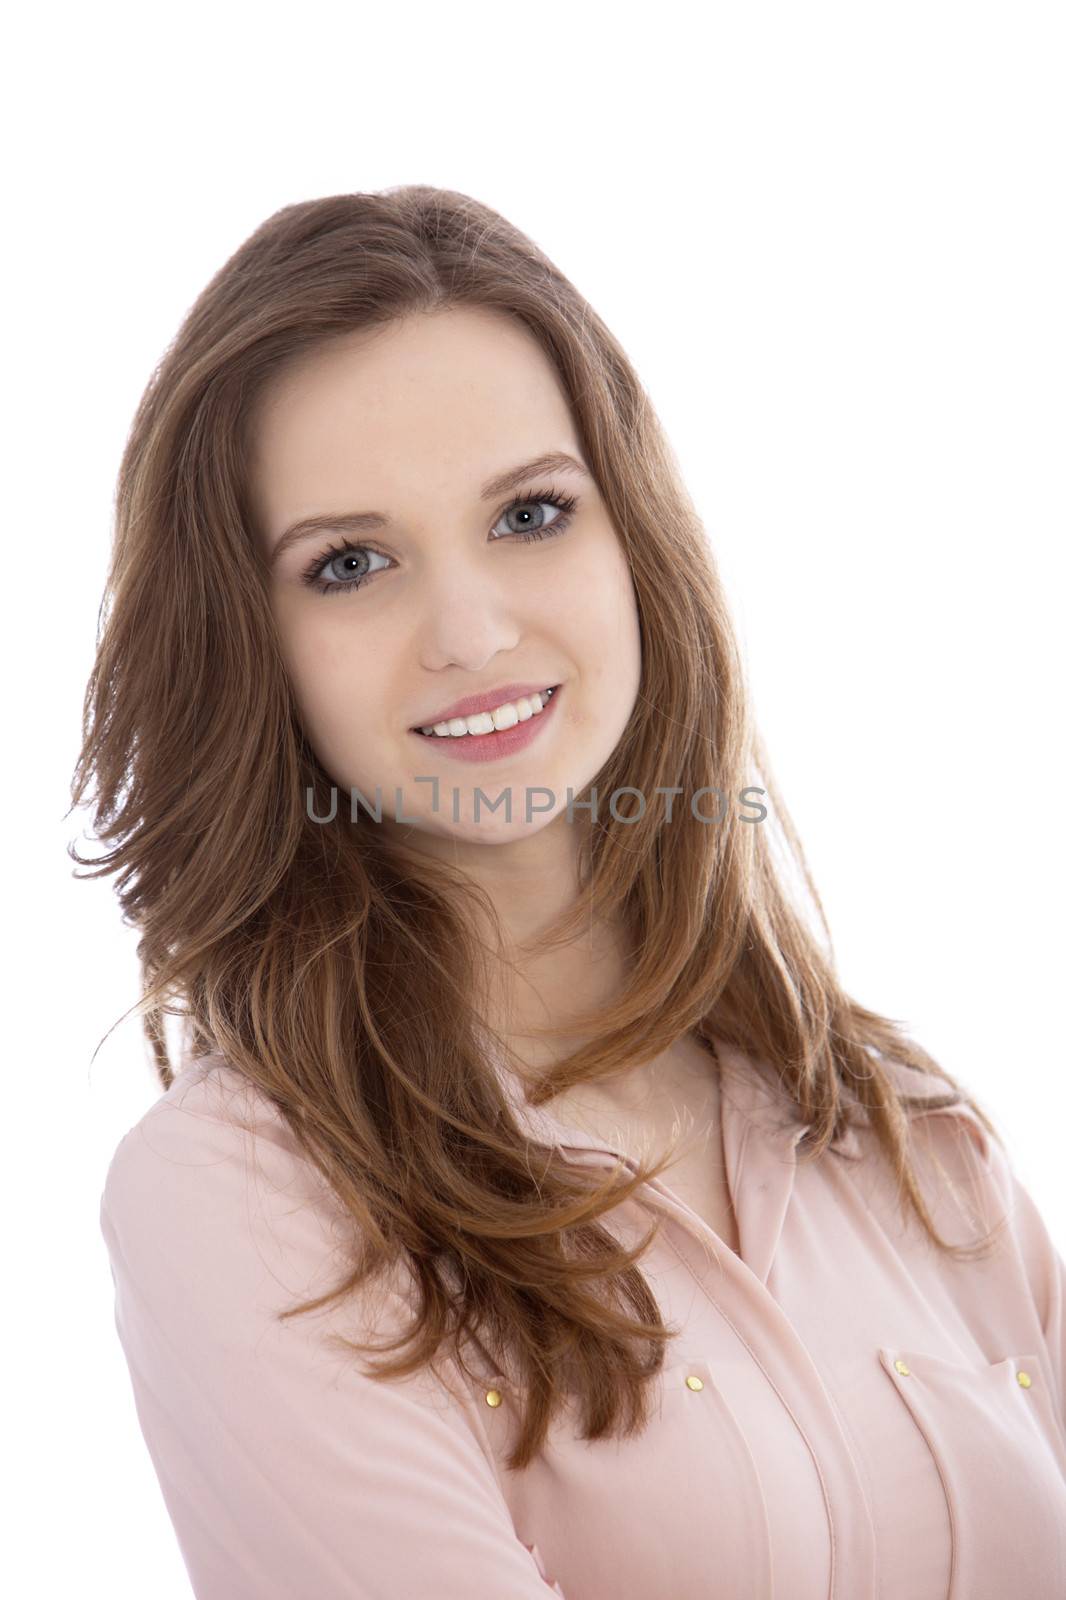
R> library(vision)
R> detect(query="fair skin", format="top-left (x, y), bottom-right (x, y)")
top-left (246, 306), bottom-right (739, 1252)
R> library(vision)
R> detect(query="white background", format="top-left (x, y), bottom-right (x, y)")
top-left (4, 1), bottom-right (1063, 1593)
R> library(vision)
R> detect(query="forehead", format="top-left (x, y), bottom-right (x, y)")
top-left (246, 308), bottom-right (577, 531)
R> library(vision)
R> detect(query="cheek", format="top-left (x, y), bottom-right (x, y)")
top-left (550, 545), bottom-right (642, 730)
top-left (547, 532), bottom-right (639, 646)
top-left (575, 548), bottom-right (641, 674)
top-left (285, 622), bottom-right (348, 716)
top-left (273, 601), bottom-right (391, 767)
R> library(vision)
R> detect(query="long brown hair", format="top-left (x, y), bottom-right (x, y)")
top-left (70, 185), bottom-right (1004, 1472)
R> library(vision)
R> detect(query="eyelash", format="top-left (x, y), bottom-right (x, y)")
top-left (299, 484), bottom-right (580, 597)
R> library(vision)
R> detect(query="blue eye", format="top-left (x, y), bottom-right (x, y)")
top-left (490, 488), bottom-right (578, 544)
top-left (301, 543), bottom-right (389, 596)
top-left (300, 485), bottom-right (579, 597)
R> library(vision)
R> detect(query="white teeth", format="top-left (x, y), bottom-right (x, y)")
top-left (418, 686), bottom-right (556, 737)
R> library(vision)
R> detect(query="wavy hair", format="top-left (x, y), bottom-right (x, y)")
top-left (70, 186), bottom-right (1004, 1471)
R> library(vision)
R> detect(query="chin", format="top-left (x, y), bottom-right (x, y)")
top-left (409, 806), bottom-right (566, 846)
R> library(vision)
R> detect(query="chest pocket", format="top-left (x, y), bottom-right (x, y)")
top-left (878, 1345), bottom-right (1066, 1598)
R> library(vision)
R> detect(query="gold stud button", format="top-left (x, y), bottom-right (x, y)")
top-left (1017, 1370), bottom-right (1033, 1388)
top-left (485, 1388), bottom-right (503, 1407)
top-left (894, 1359), bottom-right (910, 1376)
top-left (684, 1375), bottom-right (704, 1391)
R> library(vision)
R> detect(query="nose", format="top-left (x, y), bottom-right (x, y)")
top-left (415, 557), bottom-right (522, 673)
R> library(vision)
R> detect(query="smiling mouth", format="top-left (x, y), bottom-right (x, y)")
top-left (411, 685), bottom-right (561, 739)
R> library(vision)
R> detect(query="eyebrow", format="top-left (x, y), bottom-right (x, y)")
top-left (267, 450), bottom-right (590, 568)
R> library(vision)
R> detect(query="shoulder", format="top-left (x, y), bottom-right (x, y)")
top-left (873, 1053), bottom-right (997, 1156)
top-left (719, 1033), bottom-right (998, 1172)
top-left (838, 1051), bottom-right (1030, 1247)
top-left (102, 1051), bottom-right (322, 1191)
top-left (98, 1053), bottom-right (390, 1325)
top-left (102, 1053), bottom-right (314, 1214)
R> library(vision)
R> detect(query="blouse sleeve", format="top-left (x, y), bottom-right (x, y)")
top-left (996, 1145), bottom-right (1066, 1432)
top-left (99, 1090), bottom-right (566, 1600)
top-left (938, 1094), bottom-right (1066, 1432)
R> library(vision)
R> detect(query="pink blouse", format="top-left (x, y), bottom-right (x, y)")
top-left (99, 1036), bottom-right (1066, 1598)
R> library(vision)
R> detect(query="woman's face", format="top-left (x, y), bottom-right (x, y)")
top-left (247, 307), bottom-right (642, 849)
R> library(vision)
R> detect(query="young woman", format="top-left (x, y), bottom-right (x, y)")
top-left (76, 187), bottom-right (1066, 1599)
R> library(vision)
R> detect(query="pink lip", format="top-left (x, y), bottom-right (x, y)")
top-left (409, 680), bottom-right (559, 730)
top-left (409, 683), bottom-right (563, 763)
